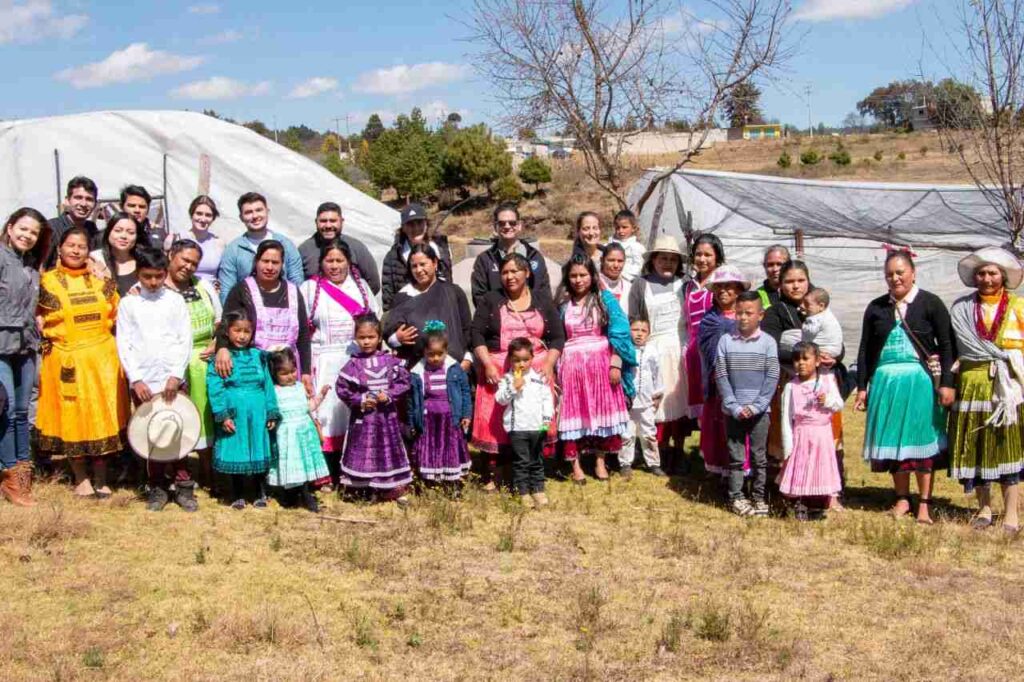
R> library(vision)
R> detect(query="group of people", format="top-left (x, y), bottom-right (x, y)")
top-left (1, 175), bottom-right (1023, 530)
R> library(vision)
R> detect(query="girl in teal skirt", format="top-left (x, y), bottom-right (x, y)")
top-left (207, 311), bottom-right (280, 509)
top-left (855, 250), bottom-right (956, 524)
top-left (265, 348), bottom-right (330, 513)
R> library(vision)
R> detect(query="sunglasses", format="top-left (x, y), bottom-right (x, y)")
top-left (495, 220), bottom-right (519, 227)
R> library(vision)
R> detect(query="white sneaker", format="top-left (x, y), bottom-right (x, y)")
top-left (730, 498), bottom-right (754, 516)
top-left (752, 500), bottom-right (770, 517)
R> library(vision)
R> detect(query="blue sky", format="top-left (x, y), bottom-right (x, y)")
top-left (0, 0), bottom-right (965, 134)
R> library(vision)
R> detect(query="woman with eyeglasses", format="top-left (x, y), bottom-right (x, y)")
top-left (470, 202), bottom-right (552, 308)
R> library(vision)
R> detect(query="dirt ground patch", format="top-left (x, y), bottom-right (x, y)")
top-left (2, 405), bottom-right (1023, 681)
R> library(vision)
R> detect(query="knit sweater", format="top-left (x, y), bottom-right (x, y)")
top-left (714, 329), bottom-right (780, 418)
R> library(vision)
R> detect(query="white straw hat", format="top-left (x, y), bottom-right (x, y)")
top-left (646, 235), bottom-right (683, 258)
top-left (957, 247), bottom-right (1024, 290)
top-left (127, 393), bottom-right (202, 462)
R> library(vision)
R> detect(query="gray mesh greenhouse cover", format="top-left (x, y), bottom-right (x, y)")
top-left (627, 168), bottom-right (1013, 355)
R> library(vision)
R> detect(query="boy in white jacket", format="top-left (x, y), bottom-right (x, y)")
top-left (495, 337), bottom-right (555, 508)
top-left (115, 247), bottom-right (194, 512)
top-left (609, 209), bottom-right (646, 282)
top-left (619, 318), bottom-right (664, 478)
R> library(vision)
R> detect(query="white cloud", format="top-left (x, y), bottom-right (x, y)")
top-left (199, 28), bottom-right (243, 45)
top-left (352, 62), bottom-right (470, 96)
top-left (0, 0), bottom-right (88, 45)
top-left (55, 42), bottom-right (204, 89)
top-left (187, 3), bottom-right (220, 14)
top-left (288, 76), bottom-right (338, 99)
top-left (170, 76), bottom-right (271, 100)
top-left (794, 0), bottom-right (917, 22)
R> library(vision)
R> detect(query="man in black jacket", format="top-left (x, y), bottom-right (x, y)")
top-left (297, 202), bottom-right (381, 294)
top-left (45, 176), bottom-right (100, 268)
top-left (470, 202), bottom-right (551, 308)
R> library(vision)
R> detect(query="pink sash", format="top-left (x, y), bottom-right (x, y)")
top-left (313, 275), bottom-right (368, 317)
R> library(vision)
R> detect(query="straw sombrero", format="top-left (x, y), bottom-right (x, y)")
top-left (957, 247), bottom-right (1024, 290)
top-left (646, 235), bottom-right (683, 258)
top-left (127, 393), bottom-right (202, 462)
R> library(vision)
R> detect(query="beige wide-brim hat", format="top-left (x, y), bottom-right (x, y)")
top-left (645, 235), bottom-right (684, 260)
top-left (707, 265), bottom-right (751, 290)
top-left (127, 393), bottom-right (202, 462)
top-left (957, 247), bottom-right (1024, 290)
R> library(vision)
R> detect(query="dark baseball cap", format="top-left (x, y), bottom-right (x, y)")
top-left (401, 203), bottom-right (427, 224)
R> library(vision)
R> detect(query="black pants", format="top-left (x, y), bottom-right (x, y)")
top-left (726, 412), bottom-right (769, 502)
top-left (510, 431), bottom-right (545, 495)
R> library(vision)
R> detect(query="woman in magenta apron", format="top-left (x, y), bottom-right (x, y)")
top-left (215, 240), bottom-right (313, 395)
top-left (300, 239), bottom-right (376, 483)
top-left (471, 253), bottom-right (565, 490)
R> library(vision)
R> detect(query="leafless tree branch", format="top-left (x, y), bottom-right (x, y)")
top-left (465, 0), bottom-right (793, 212)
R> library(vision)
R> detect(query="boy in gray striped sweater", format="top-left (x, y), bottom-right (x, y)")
top-left (714, 291), bottom-right (780, 517)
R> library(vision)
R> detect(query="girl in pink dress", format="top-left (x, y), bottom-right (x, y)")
top-left (556, 255), bottom-right (636, 483)
top-left (683, 234), bottom-right (725, 421)
top-left (777, 341), bottom-right (845, 520)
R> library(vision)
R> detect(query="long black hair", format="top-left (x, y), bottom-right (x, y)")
top-left (101, 212), bottom-right (148, 271)
top-left (216, 309), bottom-right (255, 349)
top-left (404, 242), bottom-right (440, 281)
top-left (249, 240), bottom-right (286, 278)
top-left (3, 206), bottom-right (52, 266)
top-left (500, 252), bottom-right (535, 291)
top-left (691, 233), bottom-right (725, 268)
top-left (557, 253), bottom-right (608, 328)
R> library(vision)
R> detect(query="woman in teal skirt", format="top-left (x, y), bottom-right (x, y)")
top-left (854, 249), bottom-right (955, 524)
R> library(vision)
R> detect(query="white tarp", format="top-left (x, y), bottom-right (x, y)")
top-left (0, 110), bottom-right (398, 263)
top-left (628, 168), bottom-right (1011, 354)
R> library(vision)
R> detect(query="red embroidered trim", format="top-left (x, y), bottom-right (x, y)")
top-left (975, 291), bottom-right (1009, 342)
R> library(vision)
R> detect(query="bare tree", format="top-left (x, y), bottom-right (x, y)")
top-left (932, 0), bottom-right (1024, 249)
top-left (466, 0), bottom-right (793, 212)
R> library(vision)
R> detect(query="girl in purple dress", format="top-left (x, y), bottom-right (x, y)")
top-left (335, 314), bottom-right (412, 504)
top-left (406, 321), bottom-right (473, 487)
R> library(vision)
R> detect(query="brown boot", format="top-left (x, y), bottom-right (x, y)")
top-left (1, 462), bottom-right (35, 507)
top-left (15, 462), bottom-right (35, 506)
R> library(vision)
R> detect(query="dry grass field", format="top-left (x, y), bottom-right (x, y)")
top-left (3, 404), bottom-right (1024, 681)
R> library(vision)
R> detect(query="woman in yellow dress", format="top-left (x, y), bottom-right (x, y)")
top-left (37, 227), bottom-right (129, 498)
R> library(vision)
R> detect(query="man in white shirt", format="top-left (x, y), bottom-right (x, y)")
top-left (116, 247), bottom-right (195, 511)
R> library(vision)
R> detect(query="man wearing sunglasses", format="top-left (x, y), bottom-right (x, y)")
top-left (470, 202), bottom-right (551, 308)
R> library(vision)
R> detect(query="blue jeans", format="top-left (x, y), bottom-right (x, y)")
top-left (0, 354), bottom-right (36, 470)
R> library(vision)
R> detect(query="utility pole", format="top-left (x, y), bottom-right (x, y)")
top-left (332, 116), bottom-right (344, 159)
top-left (804, 84), bottom-right (813, 138)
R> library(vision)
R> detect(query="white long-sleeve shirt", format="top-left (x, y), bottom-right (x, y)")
top-left (495, 369), bottom-right (554, 433)
top-left (116, 286), bottom-right (192, 392)
top-left (780, 373), bottom-right (844, 460)
top-left (610, 235), bottom-right (646, 282)
top-left (632, 344), bottom-right (664, 409)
